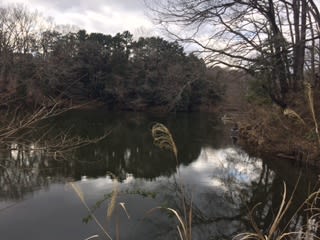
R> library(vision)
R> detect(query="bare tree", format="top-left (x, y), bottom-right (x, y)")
top-left (147, 0), bottom-right (320, 100)
top-left (0, 4), bottom-right (42, 89)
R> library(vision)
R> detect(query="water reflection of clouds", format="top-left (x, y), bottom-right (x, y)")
top-left (179, 147), bottom-right (263, 190)
top-left (83, 173), bottom-right (166, 194)
top-left (10, 143), bottom-right (19, 160)
top-left (82, 146), bottom-right (264, 202)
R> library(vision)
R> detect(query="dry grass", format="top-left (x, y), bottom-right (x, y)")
top-left (305, 82), bottom-right (320, 147)
top-left (239, 85), bottom-right (320, 163)
top-left (70, 182), bottom-right (113, 240)
top-left (0, 96), bottom-right (107, 162)
top-left (107, 181), bottom-right (119, 219)
top-left (234, 183), bottom-right (293, 240)
top-left (151, 206), bottom-right (193, 240)
top-left (84, 235), bottom-right (100, 240)
top-left (0, 99), bottom-right (89, 141)
top-left (70, 176), bottom-right (130, 240)
top-left (283, 108), bottom-right (306, 125)
top-left (151, 122), bottom-right (193, 240)
top-left (234, 182), bottom-right (320, 240)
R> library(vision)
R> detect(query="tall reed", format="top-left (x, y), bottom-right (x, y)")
top-left (70, 182), bottom-right (113, 240)
top-left (305, 82), bottom-right (320, 147)
top-left (234, 181), bottom-right (320, 240)
top-left (151, 122), bottom-right (192, 240)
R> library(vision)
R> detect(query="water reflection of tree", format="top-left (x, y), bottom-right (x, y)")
top-left (0, 143), bottom-right (73, 200)
top-left (152, 148), bottom-right (318, 239)
top-left (0, 111), bottom-right (220, 200)
top-left (248, 158), bottom-right (319, 237)
top-left (49, 110), bottom-right (221, 181)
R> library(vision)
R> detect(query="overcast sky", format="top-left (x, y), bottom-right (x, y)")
top-left (1, 0), bottom-right (156, 36)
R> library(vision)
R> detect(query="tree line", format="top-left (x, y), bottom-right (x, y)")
top-left (0, 4), bottom-right (221, 112)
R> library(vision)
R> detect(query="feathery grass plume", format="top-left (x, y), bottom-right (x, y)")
top-left (283, 108), bottom-right (306, 125)
top-left (69, 182), bottom-right (113, 240)
top-left (151, 123), bottom-right (178, 160)
top-left (151, 123), bottom-right (194, 240)
top-left (305, 82), bottom-right (320, 146)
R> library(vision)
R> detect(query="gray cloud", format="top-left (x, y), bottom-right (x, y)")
top-left (32, 0), bottom-right (146, 12)
top-left (2, 0), bottom-right (155, 35)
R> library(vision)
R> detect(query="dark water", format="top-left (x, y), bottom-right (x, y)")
top-left (0, 110), bottom-right (318, 240)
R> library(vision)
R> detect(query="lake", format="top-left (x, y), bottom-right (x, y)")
top-left (0, 110), bottom-right (318, 240)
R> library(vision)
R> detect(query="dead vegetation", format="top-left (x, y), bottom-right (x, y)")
top-left (0, 88), bottom-right (109, 162)
top-left (238, 88), bottom-right (320, 167)
top-left (234, 182), bottom-right (320, 240)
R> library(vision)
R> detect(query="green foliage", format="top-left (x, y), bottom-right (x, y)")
top-left (304, 130), bottom-right (318, 142)
top-left (246, 79), bottom-right (272, 105)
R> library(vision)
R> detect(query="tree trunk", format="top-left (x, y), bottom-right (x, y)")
top-left (293, 0), bottom-right (307, 90)
top-left (267, 0), bottom-right (289, 97)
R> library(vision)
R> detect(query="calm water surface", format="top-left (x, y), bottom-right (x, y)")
top-left (0, 110), bottom-right (318, 240)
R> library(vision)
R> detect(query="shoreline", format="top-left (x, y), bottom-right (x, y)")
top-left (234, 103), bottom-right (320, 170)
